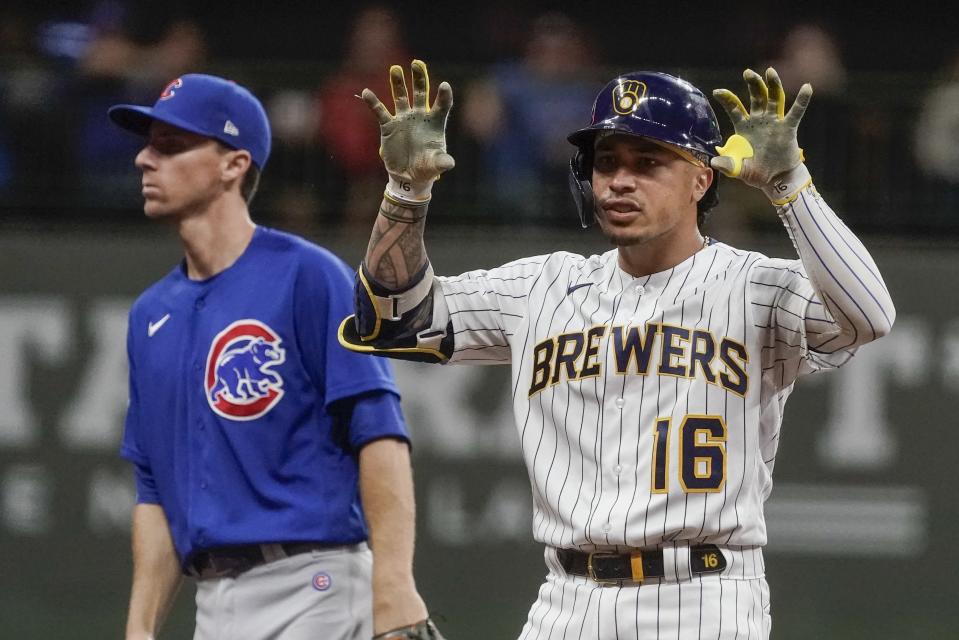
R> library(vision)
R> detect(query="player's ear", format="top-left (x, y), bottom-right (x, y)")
top-left (221, 149), bottom-right (252, 185)
top-left (692, 166), bottom-right (714, 203)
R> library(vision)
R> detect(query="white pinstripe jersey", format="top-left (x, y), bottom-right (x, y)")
top-left (429, 188), bottom-right (894, 552)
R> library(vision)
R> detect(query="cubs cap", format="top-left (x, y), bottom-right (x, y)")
top-left (108, 73), bottom-right (271, 168)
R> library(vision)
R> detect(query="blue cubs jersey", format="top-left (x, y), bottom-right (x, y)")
top-left (120, 226), bottom-right (406, 566)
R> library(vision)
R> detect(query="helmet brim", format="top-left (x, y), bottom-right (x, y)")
top-left (568, 120), bottom-right (715, 167)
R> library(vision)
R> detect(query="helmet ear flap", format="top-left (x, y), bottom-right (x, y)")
top-left (568, 147), bottom-right (595, 228)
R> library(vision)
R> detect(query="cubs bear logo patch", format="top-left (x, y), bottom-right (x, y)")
top-left (205, 319), bottom-right (286, 421)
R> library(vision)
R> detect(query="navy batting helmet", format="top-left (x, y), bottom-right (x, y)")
top-left (568, 71), bottom-right (723, 228)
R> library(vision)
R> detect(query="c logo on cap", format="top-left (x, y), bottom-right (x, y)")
top-left (159, 78), bottom-right (183, 101)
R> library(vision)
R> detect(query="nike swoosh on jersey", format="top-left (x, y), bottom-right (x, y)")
top-left (566, 282), bottom-right (592, 295)
top-left (148, 313), bottom-right (171, 337)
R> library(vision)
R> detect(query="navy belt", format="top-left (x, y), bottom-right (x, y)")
top-left (187, 542), bottom-right (331, 579)
top-left (556, 544), bottom-right (727, 583)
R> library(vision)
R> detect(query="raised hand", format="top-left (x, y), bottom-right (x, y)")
top-left (711, 67), bottom-right (812, 194)
top-left (362, 59), bottom-right (455, 204)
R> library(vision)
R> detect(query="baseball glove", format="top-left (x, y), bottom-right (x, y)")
top-left (372, 617), bottom-right (447, 640)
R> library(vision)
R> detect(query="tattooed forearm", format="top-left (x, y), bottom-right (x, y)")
top-left (376, 252), bottom-right (398, 287)
top-left (364, 200), bottom-right (429, 290)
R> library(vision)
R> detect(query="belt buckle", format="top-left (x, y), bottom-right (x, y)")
top-left (586, 551), bottom-right (623, 584)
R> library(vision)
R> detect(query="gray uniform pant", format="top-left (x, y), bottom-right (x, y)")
top-left (193, 542), bottom-right (372, 640)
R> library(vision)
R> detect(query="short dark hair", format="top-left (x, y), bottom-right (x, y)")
top-left (240, 164), bottom-right (261, 204)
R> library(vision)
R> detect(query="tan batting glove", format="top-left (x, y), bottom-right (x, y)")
top-left (712, 67), bottom-right (813, 205)
top-left (362, 59), bottom-right (455, 206)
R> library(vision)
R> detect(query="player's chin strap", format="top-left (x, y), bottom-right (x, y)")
top-left (568, 149), bottom-right (595, 229)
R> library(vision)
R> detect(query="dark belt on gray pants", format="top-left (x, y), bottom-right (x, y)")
top-left (556, 544), bottom-right (727, 583)
top-left (186, 542), bottom-right (331, 579)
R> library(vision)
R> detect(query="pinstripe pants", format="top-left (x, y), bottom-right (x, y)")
top-left (519, 546), bottom-right (770, 640)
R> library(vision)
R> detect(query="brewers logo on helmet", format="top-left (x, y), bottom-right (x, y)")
top-left (612, 80), bottom-right (648, 116)
top-left (568, 71), bottom-right (724, 227)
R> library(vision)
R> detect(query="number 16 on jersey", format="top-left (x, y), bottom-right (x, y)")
top-left (651, 415), bottom-right (727, 493)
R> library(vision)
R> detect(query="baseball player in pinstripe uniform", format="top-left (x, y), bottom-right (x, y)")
top-left (109, 74), bottom-right (442, 640)
top-left (340, 60), bottom-right (896, 638)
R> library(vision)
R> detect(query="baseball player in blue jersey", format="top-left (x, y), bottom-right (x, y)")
top-left (339, 60), bottom-right (895, 638)
top-left (110, 75), bottom-right (444, 640)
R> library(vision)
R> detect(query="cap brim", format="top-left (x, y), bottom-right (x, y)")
top-left (107, 105), bottom-right (155, 135)
top-left (108, 104), bottom-right (216, 141)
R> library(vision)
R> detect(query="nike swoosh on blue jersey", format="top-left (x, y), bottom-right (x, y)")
top-left (148, 313), bottom-right (171, 337)
top-left (566, 282), bottom-right (592, 295)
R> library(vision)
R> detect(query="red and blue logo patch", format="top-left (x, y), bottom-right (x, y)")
top-left (205, 319), bottom-right (286, 421)
top-left (159, 78), bottom-right (183, 101)
top-left (312, 572), bottom-right (332, 591)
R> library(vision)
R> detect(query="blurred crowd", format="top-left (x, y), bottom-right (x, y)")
top-left (0, 2), bottom-right (957, 237)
